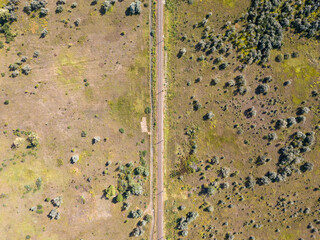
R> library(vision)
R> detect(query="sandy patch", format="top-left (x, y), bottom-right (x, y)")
top-left (140, 117), bottom-right (149, 134)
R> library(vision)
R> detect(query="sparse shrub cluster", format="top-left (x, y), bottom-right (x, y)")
top-left (130, 214), bottom-right (151, 236)
top-left (47, 196), bottom-right (62, 220)
top-left (184, 0), bottom-right (320, 67)
top-left (104, 153), bottom-right (149, 203)
top-left (0, 1), bottom-right (19, 44)
top-left (254, 130), bottom-right (316, 187)
top-left (24, 0), bottom-right (48, 17)
top-left (176, 211), bottom-right (199, 236)
top-left (129, 209), bottom-right (143, 218)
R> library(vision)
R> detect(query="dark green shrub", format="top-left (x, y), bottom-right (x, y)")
top-left (23, 3), bottom-right (31, 14)
top-left (40, 28), bottom-right (48, 38)
top-left (74, 18), bottom-right (81, 26)
top-left (56, 5), bottom-right (63, 13)
top-left (144, 107), bottom-right (151, 114)
top-left (36, 177), bottom-right (42, 190)
top-left (100, 0), bottom-right (115, 14)
top-left (0, 23), bottom-right (15, 43)
top-left (275, 54), bottom-right (284, 62)
top-left (22, 65), bottom-right (32, 75)
top-left (33, 50), bottom-right (40, 58)
top-left (39, 8), bottom-right (49, 17)
top-left (71, 2), bottom-right (78, 8)
top-left (127, 0), bottom-right (141, 15)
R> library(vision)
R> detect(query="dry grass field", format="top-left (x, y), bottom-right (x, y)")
top-left (0, 0), bottom-right (152, 239)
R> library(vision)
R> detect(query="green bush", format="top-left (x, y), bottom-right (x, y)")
top-left (130, 183), bottom-right (143, 195)
top-left (104, 185), bottom-right (116, 199)
top-left (71, 2), bottom-right (78, 8)
top-left (56, 5), bottom-right (64, 13)
top-left (144, 107), bottom-right (151, 114)
top-left (119, 128), bottom-right (124, 134)
top-left (275, 54), bottom-right (284, 62)
top-left (0, 23), bottom-right (15, 43)
top-left (27, 132), bottom-right (40, 148)
top-left (115, 194), bottom-right (124, 203)
top-left (144, 214), bottom-right (152, 223)
top-left (0, 41), bottom-right (3, 49)
top-left (0, 8), bottom-right (10, 24)
top-left (22, 65), bottom-right (32, 75)
top-left (36, 177), bottom-right (42, 190)
top-left (33, 50), bottom-right (40, 58)
top-left (39, 8), bottom-right (49, 17)
top-left (36, 209), bottom-right (43, 214)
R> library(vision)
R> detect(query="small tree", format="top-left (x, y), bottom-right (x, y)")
top-left (36, 177), bottom-right (42, 190)
top-left (56, 5), bottom-right (63, 13)
top-left (71, 2), bottom-right (78, 8)
top-left (23, 3), bottom-right (31, 14)
top-left (27, 132), bottom-right (39, 148)
top-left (22, 65), bottom-right (32, 75)
top-left (74, 18), bottom-right (81, 26)
top-left (130, 183), bottom-right (143, 195)
top-left (127, 0), bottom-right (141, 15)
top-left (178, 48), bottom-right (186, 58)
top-left (39, 8), bottom-right (49, 17)
top-left (40, 28), bottom-right (48, 38)
top-left (0, 8), bottom-right (10, 24)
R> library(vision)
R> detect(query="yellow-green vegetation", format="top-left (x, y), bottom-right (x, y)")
top-left (56, 50), bottom-right (86, 86)
top-left (272, 40), bottom-right (320, 106)
top-left (0, 0), bottom-right (8, 7)
top-left (221, 0), bottom-right (238, 8)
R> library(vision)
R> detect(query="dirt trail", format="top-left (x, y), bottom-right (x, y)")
top-left (156, 0), bottom-right (165, 238)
